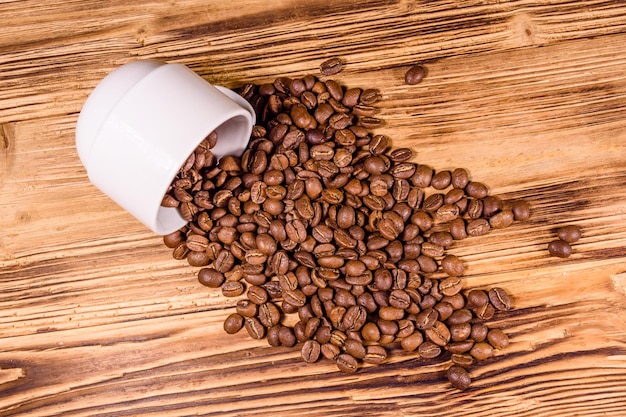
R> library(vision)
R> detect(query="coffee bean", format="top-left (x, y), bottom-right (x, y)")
top-left (439, 277), bottom-right (463, 296)
top-left (441, 255), bottom-right (465, 277)
top-left (198, 268), bottom-right (225, 288)
top-left (447, 365), bottom-right (471, 390)
top-left (425, 321), bottom-right (451, 346)
top-left (223, 313), bottom-right (244, 334)
top-left (548, 239), bottom-right (572, 258)
top-left (511, 199), bottom-right (531, 221)
top-left (244, 317), bottom-right (265, 339)
top-left (556, 225), bottom-right (582, 243)
top-left (320, 57), bottom-right (343, 75)
top-left (405, 64), bottom-right (426, 85)
top-left (470, 342), bottom-right (494, 360)
top-left (489, 287), bottom-right (511, 311)
top-left (363, 345), bottom-right (388, 364)
top-left (336, 353), bottom-right (359, 373)
top-left (301, 340), bottom-right (321, 363)
top-left (222, 281), bottom-right (245, 297)
top-left (487, 328), bottom-right (510, 349)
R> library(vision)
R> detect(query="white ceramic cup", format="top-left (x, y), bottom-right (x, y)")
top-left (75, 60), bottom-right (255, 235)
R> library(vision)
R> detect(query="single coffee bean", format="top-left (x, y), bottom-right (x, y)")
top-left (487, 328), bottom-right (510, 349)
top-left (344, 338), bottom-right (367, 359)
top-left (301, 340), bottom-right (321, 363)
top-left (198, 268), bottom-right (225, 288)
top-left (451, 353), bottom-right (474, 368)
top-left (417, 341), bottom-right (442, 359)
top-left (278, 326), bottom-right (297, 347)
top-left (236, 300), bottom-right (258, 317)
top-left (489, 287), bottom-right (511, 311)
top-left (439, 277), bottom-right (463, 297)
top-left (447, 340), bottom-right (475, 354)
top-left (424, 321), bottom-right (451, 346)
top-left (450, 322), bottom-right (472, 342)
top-left (222, 281), bottom-right (245, 297)
top-left (466, 218), bottom-right (490, 236)
top-left (465, 181), bottom-right (488, 198)
top-left (556, 225), bottom-right (582, 243)
top-left (489, 209), bottom-right (515, 229)
top-left (405, 64), bottom-right (426, 85)
top-left (547, 239), bottom-right (572, 258)
top-left (320, 57), bottom-right (343, 75)
top-left (244, 317), bottom-right (266, 339)
top-left (441, 255), bottom-right (465, 277)
top-left (471, 323), bottom-right (489, 342)
top-left (451, 168), bottom-right (469, 189)
top-left (447, 365), bottom-right (471, 390)
top-left (470, 341), bottom-right (494, 360)
top-left (223, 313), bottom-right (244, 334)
top-left (466, 289), bottom-right (489, 309)
top-left (336, 353), bottom-right (359, 373)
top-left (363, 345), bottom-right (387, 364)
top-left (511, 199), bottom-right (531, 221)
top-left (401, 331), bottom-right (424, 352)
top-left (321, 342), bottom-right (341, 360)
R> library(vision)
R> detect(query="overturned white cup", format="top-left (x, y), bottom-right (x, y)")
top-left (76, 60), bottom-right (255, 235)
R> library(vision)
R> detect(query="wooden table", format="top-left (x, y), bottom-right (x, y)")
top-left (2, 1), bottom-right (625, 415)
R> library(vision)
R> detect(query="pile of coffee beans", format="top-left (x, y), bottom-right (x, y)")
top-left (161, 70), bottom-right (530, 390)
top-left (548, 225), bottom-right (582, 258)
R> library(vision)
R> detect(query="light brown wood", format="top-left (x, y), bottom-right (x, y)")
top-left (1, 0), bottom-right (626, 415)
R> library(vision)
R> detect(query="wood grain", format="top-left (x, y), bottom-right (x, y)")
top-left (1, 0), bottom-right (626, 415)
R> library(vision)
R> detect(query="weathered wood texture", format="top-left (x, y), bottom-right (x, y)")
top-left (1, 0), bottom-right (626, 415)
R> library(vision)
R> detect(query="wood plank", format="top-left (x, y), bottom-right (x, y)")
top-left (1, 0), bottom-right (625, 415)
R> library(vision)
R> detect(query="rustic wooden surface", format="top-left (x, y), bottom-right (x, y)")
top-left (1, 0), bottom-right (626, 415)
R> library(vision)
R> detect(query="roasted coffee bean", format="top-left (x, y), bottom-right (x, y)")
top-left (466, 218), bottom-right (490, 236)
top-left (222, 281), bottom-right (245, 297)
top-left (447, 365), bottom-right (471, 390)
top-left (489, 287), bottom-right (511, 311)
top-left (470, 342), bottom-right (494, 360)
top-left (400, 331), bottom-right (424, 352)
top-left (198, 268), bottom-right (225, 288)
top-left (223, 313), bottom-right (244, 334)
top-left (511, 199), bottom-right (531, 221)
top-left (557, 225), bottom-right (582, 243)
top-left (487, 328), bottom-right (510, 349)
top-left (405, 64), bottom-right (426, 85)
top-left (425, 321), bottom-right (451, 346)
top-left (466, 289), bottom-right (489, 309)
top-left (447, 340), bottom-right (474, 354)
top-left (548, 239), bottom-right (572, 258)
top-left (441, 255), bottom-right (465, 277)
top-left (236, 300), bottom-right (258, 317)
top-left (320, 57), bottom-right (343, 75)
top-left (336, 353), bottom-right (359, 373)
top-left (489, 209), bottom-right (514, 229)
top-left (471, 323), bottom-right (489, 343)
top-left (302, 340), bottom-right (321, 363)
top-left (418, 341), bottom-right (442, 359)
top-left (244, 317), bottom-right (265, 339)
top-left (439, 277), bottom-right (463, 296)
top-left (363, 345), bottom-right (387, 364)
top-left (321, 342), bottom-right (341, 360)
top-left (258, 302), bottom-right (281, 328)
top-left (278, 326), bottom-right (297, 347)
top-left (450, 322), bottom-right (472, 342)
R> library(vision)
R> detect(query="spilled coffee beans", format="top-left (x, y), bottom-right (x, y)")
top-left (162, 69), bottom-right (529, 391)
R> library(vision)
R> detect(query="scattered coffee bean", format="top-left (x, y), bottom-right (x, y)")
top-left (320, 57), bottom-right (343, 76)
top-left (548, 239), bottom-right (573, 258)
top-left (405, 64), bottom-right (426, 85)
top-left (556, 225), bottom-right (582, 243)
top-left (160, 68), bottom-right (531, 391)
top-left (447, 365), bottom-right (471, 390)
